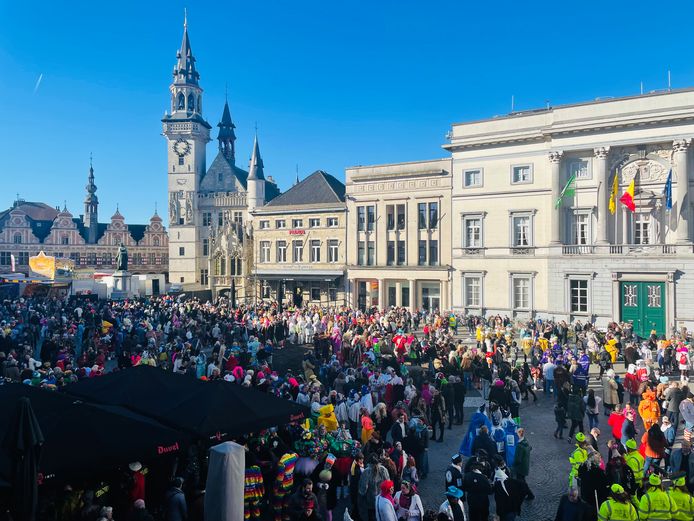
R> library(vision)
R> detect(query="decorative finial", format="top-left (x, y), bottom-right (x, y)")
top-left (254, 121), bottom-right (258, 135)
top-left (89, 152), bottom-right (93, 170)
top-left (184, 7), bottom-right (187, 28)
top-left (154, 201), bottom-right (158, 215)
top-left (63, 200), bottom-right (67, 212)
top-left (225, 82), bottom-right (228, 102)
top-left (116, 203), bottom-right (119, 212)
top-left (295, 164), bottom-right (300, 185)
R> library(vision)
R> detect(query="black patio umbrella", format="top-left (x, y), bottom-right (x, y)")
top-left (230, 278), bottom-right (236, 308)
top-left (5, 397), bottom-right (44, 521)
top-left (66, 365), bottom-right (310, 443)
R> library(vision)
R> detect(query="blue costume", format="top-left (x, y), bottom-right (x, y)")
top-left (460, 406), bottom-right (493, 457)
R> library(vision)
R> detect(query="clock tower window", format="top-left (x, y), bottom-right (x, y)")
top-left (178, 156), bottom-right (184, 166)
top-left (177, 93), bottom-right (185, 110)
top-left (188, 93), bottom-right (195, 112)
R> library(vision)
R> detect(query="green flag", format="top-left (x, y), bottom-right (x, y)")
top-left (555, 173), bottom-right (576, 209)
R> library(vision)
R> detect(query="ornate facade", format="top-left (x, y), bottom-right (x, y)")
top-left (163, 18), bottom-right (279, 296)
top-left (0, 164), bottom-right (168, 274)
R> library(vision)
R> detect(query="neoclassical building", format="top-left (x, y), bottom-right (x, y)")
top-left (448, 89), bottom-right (694, 336)
top-left (163, 18), bottom-right (279, 297)
top-left (345, 160), bottom-right (453, 311)
top-left (0, 164), bottom-right (167, 275)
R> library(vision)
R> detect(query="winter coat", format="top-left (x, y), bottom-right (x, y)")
top-left (163, 487), bottom-right (187, 521)
top-left (512, 438), bottom-right (531, 477)
top-left (602, 376), bottom-right (619, 406)
top-left (493, 477), bottom-right (524, 517)
top-left (566, 394), bottom-right (586, 421)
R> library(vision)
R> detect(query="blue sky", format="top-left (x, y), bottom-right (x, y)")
top-left (2, 0), bottom-right (694, 225)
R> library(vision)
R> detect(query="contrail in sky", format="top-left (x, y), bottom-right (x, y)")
top-left (33, 73), bottom-right (43, 94)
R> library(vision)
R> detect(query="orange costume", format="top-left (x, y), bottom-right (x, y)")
top-left (361, 414), bottom-right (374, 445)
top-left (637, 389), bottom-right (660, 431)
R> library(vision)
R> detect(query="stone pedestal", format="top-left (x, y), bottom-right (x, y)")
top-left (111, 270), bottom-right (132, 300)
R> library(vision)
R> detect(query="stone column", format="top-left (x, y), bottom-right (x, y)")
top-left (673, 139), bottom-right (692, 243)
top-left (441, 280), bottom-right (449, 310)
top-left (395, 281), bottom-right (402, 307)
top-left (409, 279), bottom-right (416, 311)
top-left (594, 147), bottom-right (610, 244)
top-left (377, 279), bottom-right (385, 310)
top-left (549, 151), bottom-right (564, 245)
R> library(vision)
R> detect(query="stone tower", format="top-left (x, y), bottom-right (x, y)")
top-left (246, 133), bottom-right (266, 213)
top-left (83, 158), bottom-right (99, 244)
top-left (162, 15), bottom-right (211, 286)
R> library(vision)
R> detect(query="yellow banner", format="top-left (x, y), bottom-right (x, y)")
top-left (29, 251), bottom-right (56, 279)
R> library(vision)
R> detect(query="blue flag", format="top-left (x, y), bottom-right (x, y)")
top-left (663, 169), bottom-right (673, 211)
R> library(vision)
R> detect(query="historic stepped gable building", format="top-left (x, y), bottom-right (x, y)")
top-left (163, 17), bottom-right (279, 296)
top-left (0, 163), bottom-right (168, 274)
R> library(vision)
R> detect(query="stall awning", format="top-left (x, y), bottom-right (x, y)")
top-left (66, 365), bottom-right (310, 442)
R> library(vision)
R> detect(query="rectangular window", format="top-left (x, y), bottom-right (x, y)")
top-left (357, 241), bottom-right (365, 265)
top-left (328, 287), bottom-right (337, 302)
top-left (570, 279), bottom-right (588, 313)
top-left (401, 287), bottom-right (410, 307)
top-left (512, 215), bottom-right (530, 247)
top-left (428, 240), bottom-right (438, 266)
top-left (148, 253), bottom-right (155, 265)
top-left (260, 241), bottom-right (271, 263)
top-left (310, 240), bottom-right (321, 262)
top-left (259, 220), bottom-right (270, 229)
top-left (464, 169), bottom-right (482, 188)
top-left (387, 241), bottom-right (395, 266)
top-left (386, 205), bottom-right (395, 231)
top-left (293, 240), bottom-right (304, 262)
top-left (327, 217), bottom-right (338, 227)
top-left (0, 252), bottom-right (10, 265)
top-left (309, 218), bottom-right (320, 228)
top-left (328, 239), bottom-right (339, 263)
top-left (202, 212), bottom-right (212, 226)
top-left (102, 253), bottom-right (112, 266)
top-left (397, 240), bottom-right (405, 265)
top-left (13, 234), bottom-right (22, 244)
top-left (70, 252), bottom-right (80, 266)
top-left (292, 219), bottom-right (303, 229)
top-left (218, 212), bottom-right (224, 226)
top-left (275, 219), bottom-right (286, 229)
top-left (357, 207), bottom-right (365, 231)
top-left (202, 238), bottom-right (209, 256)
top-left (396, 204), bottom-right (406, 230)
top-left (573, 213), bottom-right (590, 245)
top-left (179, 247), bottom-right (185, 256)
top-left (634, 213), bottom-right (651, 245)
top-left (200, 269), bottom-right (209, 286)
top-left (512, 164), bottom-right (533, 184)
top-left (513, 277), bottom-right (530, 309)
top-left (418, 240), bottom-right (427, 266)
top-left (366, 206), bottom-right (375, 231)
top-left (569, 159), bottom-right (590, 180)
top-left (61, 236), bottom-right (69, 245)
top-left (311, 287), bottom-right (321, 301)
top-left (276, 241), bottom-right (287, 263)
top-left (464, 217), bottom-right (482, 248)
top-left (465, 277), bottom-right (481, 307)
top-left (233, 211), bottom-right (243, 224)
top-left (428, 202), bottom-right (438, 230)
top-left (367, 241), bottom-right (375, 265)
top-left (418, 203), bottom-right (427, 229)
top-left (178, 156), bottom-right (184, 166)
top-left (16, 252), bottom-right (29, 265)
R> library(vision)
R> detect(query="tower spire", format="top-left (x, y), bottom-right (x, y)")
top-left (173, 11), bottom-right (199, 86)
top-left (84, 156), bottom-right (99, 244)
top-left (217, 99), bottom-right (236, 162)
top-left (247, 133), bottom-right (265, 181)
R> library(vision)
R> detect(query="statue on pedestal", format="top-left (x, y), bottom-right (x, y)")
top-left (116, 243), bottom-right (128, 271)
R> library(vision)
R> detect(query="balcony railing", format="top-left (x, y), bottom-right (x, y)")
top-left (562, 245), bottom-right (595, 255)
top-left (609, 244), bottom-right (676, 255)
top-left (510, 247), bottom-right (535, 255)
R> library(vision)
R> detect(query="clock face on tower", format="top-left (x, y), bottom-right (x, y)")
top-left (173, 139), bottom-right (191, 157)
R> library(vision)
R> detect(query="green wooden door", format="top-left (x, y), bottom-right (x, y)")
top-left (620, 281), bottom-right (665, 338)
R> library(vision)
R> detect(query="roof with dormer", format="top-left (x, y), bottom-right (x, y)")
top-left (263, 170), bottom-right (345, 208)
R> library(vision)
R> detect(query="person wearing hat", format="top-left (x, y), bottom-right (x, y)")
top-left (439, 486), bottom-right (465, 521)
top-left (128, 462), bottom-right (146, 504)
top-left (597, 483), bottom-right (638, 521)
top-left (638, 473), bottom-right (679, 520)
top-left (624, 439), bottom-right (645, 489)
top-left (375, 480), bottom-right (398, 521)
top-left (445, 454), bottom-right (464, 494)
top-left (668, 473), bottom-right (693, 521)
top-left (568, 432), bottom-right (589, 488)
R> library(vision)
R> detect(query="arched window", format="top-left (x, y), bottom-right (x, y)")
top-left (177, 93), bottom-right (185, 110)
top-left (153, 236), bottom-right (160, 246)
top-left (197, 95), bottom-right (202, 113)
top-left (188, 93), bottom-right (195, 112)
top-left (13, 233), bottom-right (22, 244)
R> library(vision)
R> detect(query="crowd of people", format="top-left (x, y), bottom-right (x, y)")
top-left (1, 294), bottom-right (693, 521)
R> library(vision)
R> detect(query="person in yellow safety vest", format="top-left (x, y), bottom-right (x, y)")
top-left (669, 473), bottom-right (694, 521)
top-left (638, 474), bottom-right (679, 520)
top-left (598, 483), bottom-right (639, 521)
top-left (624, 439), bottom-right (645, 489)
top-left (568, 432), bottom-right (588, 488)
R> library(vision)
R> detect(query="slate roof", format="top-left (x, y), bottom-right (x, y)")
top-left (0, 201), bottom-right (59, 222)
top-left (204, 152), bottom-right (248, 189)
top-left (264, 170), bottom-right (345, 208)
top-left (73, 220), bottom-right (108, 244)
